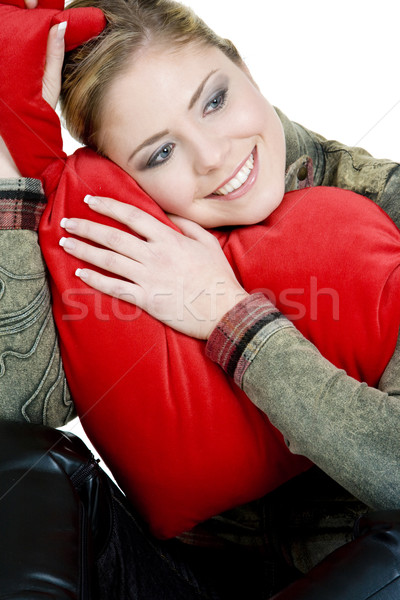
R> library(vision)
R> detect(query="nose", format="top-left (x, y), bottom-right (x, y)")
top-left (191, 128), bottom-right (230, 175)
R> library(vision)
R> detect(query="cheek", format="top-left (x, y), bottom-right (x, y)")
top-left (227, 91), bottom-right (272, 139)
top-left (135, 172), bottom-right (193, 215)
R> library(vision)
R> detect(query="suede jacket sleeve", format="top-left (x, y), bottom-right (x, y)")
top-left (277, 107), bottom-right (400, 228)
top-left (206, 293), bottom-right (400, 510)
top-left (0, 178), bottom-right (74, 426)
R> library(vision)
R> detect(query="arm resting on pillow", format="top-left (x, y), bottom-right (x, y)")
top-left (207, 293), bottom-right (400, 510)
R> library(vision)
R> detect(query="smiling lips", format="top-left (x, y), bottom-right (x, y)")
top-left (211, 149), bottom-right (256, 200)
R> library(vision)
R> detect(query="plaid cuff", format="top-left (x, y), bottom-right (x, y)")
top-left (0, 178), bottom-right (46, 231)
top-left (206, 293), bottom-right (293, 388)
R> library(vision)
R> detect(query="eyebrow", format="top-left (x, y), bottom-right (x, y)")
top-left (128, 69), bottom-right (218, 163)
top-left (128, 130), bottom-right (170, 163)
top-left (188, 69), bottom-right (218, 110)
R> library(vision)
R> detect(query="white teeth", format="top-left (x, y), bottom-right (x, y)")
top-left (213, 153), bottom-right (254, 196)
top-left (236, 170), bottom-right (249, 184)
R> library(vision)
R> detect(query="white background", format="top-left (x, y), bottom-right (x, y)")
top-left (62, 0), bottom-right (400, 452)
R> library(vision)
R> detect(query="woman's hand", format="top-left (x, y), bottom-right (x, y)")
top-left (0, 1), bottom-right (105, 178)
top-left (59, 196), bottom-right (248, 339)
top-left (0, 5), bottom-right (63, 178)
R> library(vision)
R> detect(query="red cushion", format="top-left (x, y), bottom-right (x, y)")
top-left (39, 148), bottom-right (400, 538)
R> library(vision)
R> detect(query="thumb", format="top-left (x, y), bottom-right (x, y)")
top-left (42, 22), bottom-right (66, 109)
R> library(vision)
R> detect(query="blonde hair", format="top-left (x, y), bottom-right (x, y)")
top-left (61, 0), bottom-right (242, 149)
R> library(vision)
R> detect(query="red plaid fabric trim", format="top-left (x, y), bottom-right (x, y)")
top-left (206, 293), bottom-right (292, 387)
top-left (0, 178), bottom-right (46, 231)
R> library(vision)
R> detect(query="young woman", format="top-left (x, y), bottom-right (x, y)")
top-left (1, 0), bottom-right (400, 597)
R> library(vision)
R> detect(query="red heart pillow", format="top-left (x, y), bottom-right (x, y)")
top-left (38, 148), bottom-right (400, 538)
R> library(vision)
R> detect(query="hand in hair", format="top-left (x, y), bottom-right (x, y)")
top-left (15, 0), bottom-right (71, 108)
top-left (0, 0), bottom-right (106, 178)
top-left (60, 195), bottom-right (248, 340)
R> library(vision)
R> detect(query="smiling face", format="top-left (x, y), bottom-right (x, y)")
top-left (98, 42), bottom-right (286, 228)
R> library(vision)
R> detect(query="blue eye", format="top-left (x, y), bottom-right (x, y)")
top-left (147, 142), bottom-right (175, 168)
top-left (204, 89), bottom-right (227, 115)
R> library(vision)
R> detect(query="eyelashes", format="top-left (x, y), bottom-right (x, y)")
top-left (146, 87), bottom-right (229, 169)
top-left (203, 88), bottom-right (228, 115)
top-left (147, 142), bottom-right (176, 168)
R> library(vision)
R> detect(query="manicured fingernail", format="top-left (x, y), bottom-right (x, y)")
top-left (59, 237), bottom-right (76, 250)
top-left (60, 218), bottom-right (77, 231)
top-left (75, 268), bottom-right (88, 280)
top-left (84, 195), bottom-right (98, 206)
top-left (57, 21), bottom-right (67, 42)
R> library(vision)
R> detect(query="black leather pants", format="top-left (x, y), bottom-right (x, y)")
top-left (0, 420), bottom-right (112, 599)
top-left (271, 512), bottom-right (400, 599)
top-left (1, 420), bottom-right (399, 599)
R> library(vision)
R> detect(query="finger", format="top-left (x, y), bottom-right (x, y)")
top-left (75, 268), bottom-right (145, 309)
top-left (24, 0), bottom-right (38, 7)
top-left (169, 214), bottom-right (218, 244)
top-left (59, 235), bottom-right (145, 283)
top-left (60, 216), bottom-right (149, 261)
top-left (84, 195), bottom-right (176, 242)
top-left (42, 22), bottom-right (65, 109)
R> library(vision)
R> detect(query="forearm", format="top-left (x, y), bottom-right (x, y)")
top-left (207, 294), bottom-right (400, 509)
top-left (0, 178), bottom-right (74, 426)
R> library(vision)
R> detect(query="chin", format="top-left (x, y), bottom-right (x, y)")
top-left (239, 198), bottom-right (284, 226)
top-left (258, 190), bottom-right (285, 221)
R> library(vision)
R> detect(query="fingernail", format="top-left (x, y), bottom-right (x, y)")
top-left (59, 237), bottom-right (76, 250)
top-left (84, 195), bottom-right (98, 206)
top-left (60, 218), bottom-right (77, 231)
top-left (75, 268), bottom-right (88, 280)
top-left (57, 21), bottom-right (67, 42)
